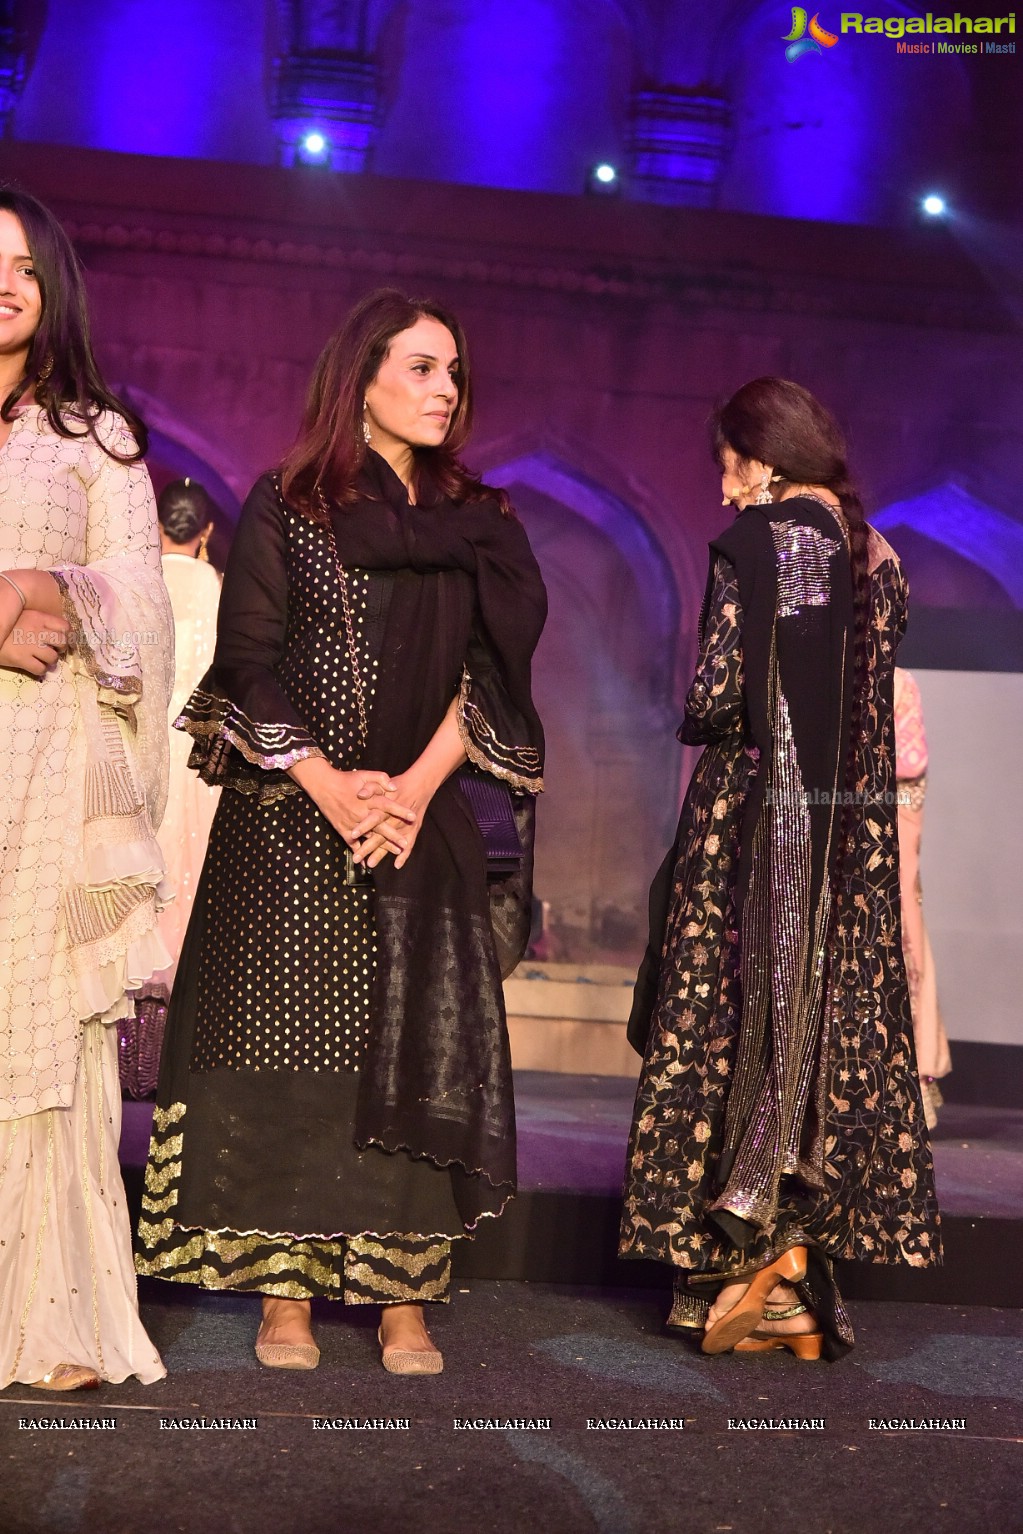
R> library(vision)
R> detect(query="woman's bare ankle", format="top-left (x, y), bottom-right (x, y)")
top-left (379, 1302), bottom-right (437, 1351)
top-left (258, 1296), bottom-right (314, 1345)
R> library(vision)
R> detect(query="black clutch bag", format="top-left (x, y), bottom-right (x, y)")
top-left (457, 768), bottom-right (523, 877)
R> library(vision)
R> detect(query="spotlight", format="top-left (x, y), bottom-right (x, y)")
top-left (920, 193), bottom-right (948, 219)
top-left (297, 129), bottom-right (330, 165)
top-left (587, 162), bottom-right (621, 196)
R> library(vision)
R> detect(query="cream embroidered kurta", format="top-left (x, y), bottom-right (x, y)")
top-left (0, 407), bottom-right (173, 1119)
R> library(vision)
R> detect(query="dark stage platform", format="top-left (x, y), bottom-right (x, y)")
top-left (3, 1283), bottom-right (1021, 1534)
top-left (119, 1072), bottom-right (1023, 1310)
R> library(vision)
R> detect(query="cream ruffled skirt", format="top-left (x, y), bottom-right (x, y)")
top-left (0, 1021), bottom-right (165, 1387)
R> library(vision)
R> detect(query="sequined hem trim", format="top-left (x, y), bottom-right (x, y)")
top-left (456, 668), bottom-right (543, 794)
top-left (354, 1128), bottom-right (515, 1230)
top-left (51, 569), bottom-right (141, 699)
top-left (177, 691), bottom-right (325, 773)
top-left (138, 1213), bottom-right (468, 1246)
top-left (666, 1285), bottom-right (709, 1331)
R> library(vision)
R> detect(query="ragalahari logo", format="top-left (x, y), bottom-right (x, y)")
top-left (783, 8), bottom-right (840, 60)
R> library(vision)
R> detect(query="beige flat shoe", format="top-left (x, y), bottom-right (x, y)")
top-left (29, 1364), bottom-right (101, 1392)
top-left (254, 1341), bottom-right (320, 1369)
top-left (255, 1334), bottom-right (320, 1370)
top-left (377, 1325), bottom-right (443, 1376)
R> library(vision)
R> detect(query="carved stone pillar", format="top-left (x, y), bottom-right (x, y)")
top-left (627, 88), bottom-right (731, 208)
top-left (272, 1), bottom-right (379, 171)
top-left (0, 8), bottom-right (29, 138)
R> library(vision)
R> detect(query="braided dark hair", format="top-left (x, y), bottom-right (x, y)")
top-left (157, 478), bottom-right (218, 544)
top-left (711, 377), bottom-right (871, 863)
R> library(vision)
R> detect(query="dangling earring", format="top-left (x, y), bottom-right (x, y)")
top-left (752, 471), bottom-right (774, 505)
top-left (196, 525), bottom-right (212, 562)
top-left (362, 400), bottom-right (372, 445)
top-left (36, 353), bottom-right (54, 386)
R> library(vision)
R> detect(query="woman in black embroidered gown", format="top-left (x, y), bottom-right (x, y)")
top-left (620, 378), bottom-right (940, 1360)
top-left (136, 291), bottom-right (546, 1374)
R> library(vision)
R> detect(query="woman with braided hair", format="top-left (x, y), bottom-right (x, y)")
top-left (620, 377), bottom-right (941, 1360)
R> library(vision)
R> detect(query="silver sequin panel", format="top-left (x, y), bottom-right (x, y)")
top-left (771, 521), bottom-right (841, 619)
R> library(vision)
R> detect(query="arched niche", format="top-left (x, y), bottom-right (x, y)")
top-left (373, 0), bottom-right (635, 194)
top-left (116, 385), bottom-right (244, 570)
top-left (486, 451), bottom-right (683, 960)
top-left (873, 483), bottom-right (1023, 609)
top-left (711, 0), bottom-right (971, 223)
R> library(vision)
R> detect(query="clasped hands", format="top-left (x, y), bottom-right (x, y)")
top-left (301, 761), bottom-right (431, 872)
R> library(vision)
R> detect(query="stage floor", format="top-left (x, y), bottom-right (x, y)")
top-left (510, 1074), bottom-right (1023, 1220)
top-left (3, 1282), bottom-right (1021, 1534)
top-left (120, 1071), bottom-right (1023, 1221)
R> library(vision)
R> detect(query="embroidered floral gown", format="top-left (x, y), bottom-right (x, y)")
top-left (620, 500), bottom-right (941, 1354)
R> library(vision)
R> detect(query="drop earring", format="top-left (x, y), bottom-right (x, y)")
top-left (36, 353), bottom-right (54, 386)
top-left (752, 471), bottom-right (774, 505)
top-left (362, 402), bottom-right (372, 445)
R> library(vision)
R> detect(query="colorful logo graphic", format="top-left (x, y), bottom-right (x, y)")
top-left (783, 8), bottom-right (840, 60)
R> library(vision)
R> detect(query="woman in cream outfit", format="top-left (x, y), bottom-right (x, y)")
top-left (0, 189), bottom-right (172, 1390)
top-left (155, 479), bottom-right (222, 985)
top-left (894, 666), bottom-right (951, 1128)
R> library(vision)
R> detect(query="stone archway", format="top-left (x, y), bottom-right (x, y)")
top-left (115, 385), bottom-right (246, 569)
top-left (487, 451), bottom-right (684, 961)
top-left (873, 482), bottom-right (1023, 609)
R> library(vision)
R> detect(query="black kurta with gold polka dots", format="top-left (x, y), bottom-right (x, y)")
top-left (136, 482), bottom-right (461, 1303)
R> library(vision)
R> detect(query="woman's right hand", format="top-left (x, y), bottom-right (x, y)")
top-left (289, 757), bottom-right (417, 854)
top-left (0, 609), bottom-right (71, 675)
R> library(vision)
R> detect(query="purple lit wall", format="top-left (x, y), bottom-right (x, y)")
top-left (373, 0), bottom-right (632, 194)
top-left (715, 2), bottom-right (970, 224)
top-left (13, 0), bottom-right (278, 163)
top-left (6, 1), bottom-right (1005, 227)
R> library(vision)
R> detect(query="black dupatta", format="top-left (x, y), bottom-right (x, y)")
top-left (705, 497), bottom-right (854, 1235)
top-left (328, 455), bottom-right (546, 1226)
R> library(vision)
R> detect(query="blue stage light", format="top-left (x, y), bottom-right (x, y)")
top-left (921, 193), bottom-right (948, 218)
top-left (298, 130), bottom-right (330, 164)
top-left (587, 162), bottom-right (620, 196)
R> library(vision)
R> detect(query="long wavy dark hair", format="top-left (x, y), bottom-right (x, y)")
top-left (0, 186), bottom-right (147, 460)
top-left (710, 376), bottom-right (871, 862)
top-left (280, 287), bottom-right (509, 519)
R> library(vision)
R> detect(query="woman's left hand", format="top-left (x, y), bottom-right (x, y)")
top-left (352, 767), bottom-right (434, 871)
top-left (352, 692), bottom-right (467, 871)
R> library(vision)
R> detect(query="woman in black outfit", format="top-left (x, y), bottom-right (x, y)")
top-left (620, 378), bottom-right (940, 1359)
top-left (137, 290), bottom-right (546, 1375)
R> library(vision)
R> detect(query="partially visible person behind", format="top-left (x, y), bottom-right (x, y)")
top-left (155, 477), bottom-right (222, 986)
top-left (894, 666), bottom-right (951, 1129)
top-left (0, 187), bottom-right (172, 1391)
